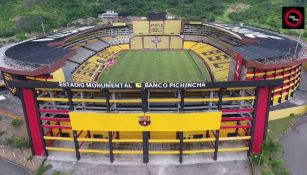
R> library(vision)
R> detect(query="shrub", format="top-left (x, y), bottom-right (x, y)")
top-left (250, 154), bottom-right (262, 165)
top-left (36, 164), bottom-right (53, 175)
top-left (5, 136), bottom-right (30, 149)
top-left (11, 118), bottom-right (22, 127)
top-left (52, 171), bottom-right (73, 175)
top-left (250, 138), bottom-right (291, 175)
top-left (16, 32), bottom-right (28, 41)
top-left (27, 156), bottom-right (34, 162)
top-left (0, 131), bottom-right (7, 137)
top-left (8, 39), bottom-right (16, 43)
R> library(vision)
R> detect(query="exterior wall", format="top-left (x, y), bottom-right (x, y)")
top-left (245, 64), bottom-right (302, 105)
top-left (130, 37), bottom-right (143, 49)
top-left (170, 36), bottom-right (183, 49)
top-left (269, 105), bottom-right (307, 121)
top-left (156, 36), bottom-right (169, 49)
top-left (21, 88), bottom-right (45, 156)
top-left (9, 80), bottom-right (281, 162)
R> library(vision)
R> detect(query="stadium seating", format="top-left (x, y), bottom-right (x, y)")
top-left (62, 62), bottom-right (79, 82)
top-left (102, 35), bottom-right (130, 45)
top-left (118, 44), bottom-right (130, 50)
top-left (183, 41), bottom-right (198, 49)
top-left (72, 45), bottom-right (128, 82)
top-left (189, 42), bottom-right (231, 81)
top-left (68, 47), bottom-right (95, 64)
top-left (84, 40), bottom-right (108, 52)
top-left (59, 26), bottom-right (130, 49)
top-left (184, 35), bottom-right (203, 42)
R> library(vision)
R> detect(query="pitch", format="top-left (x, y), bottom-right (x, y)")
top-left (98, 50), bottom-right (211, 83)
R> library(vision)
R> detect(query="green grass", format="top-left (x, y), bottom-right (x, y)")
top-left (251, 115), bottom-right (301, 175)
top-left (98, 50), bottom-right (211, 83)
top-left (267, 114), bottom-right (302, 141)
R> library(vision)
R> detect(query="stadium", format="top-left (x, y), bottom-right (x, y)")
top-left (0, 13), bottom-right (306, 163)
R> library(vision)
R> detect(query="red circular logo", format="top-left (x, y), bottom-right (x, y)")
top-left (284, 8), bottom-right (303, 28)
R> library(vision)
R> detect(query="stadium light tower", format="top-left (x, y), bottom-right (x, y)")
top-left (40, 15), bottom-right (46, 35)
top-left (294, 30), bottom-right (304, 58)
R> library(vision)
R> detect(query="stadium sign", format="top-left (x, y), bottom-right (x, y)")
top-left (143, 82), bottom-right (206, 88)
top-left (149, 21), bottom-right (164, 34)
top-left (7, 79), bottom-right (283, 90)
top-left (58, 82), bottom-right (207, 89)
top-left (59, 82), bottom-right (134, 89)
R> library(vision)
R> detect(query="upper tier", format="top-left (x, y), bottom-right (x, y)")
top-left (0, 21), bottom-right (305, 76)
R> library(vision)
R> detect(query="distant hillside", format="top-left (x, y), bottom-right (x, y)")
top-left (0, 0), bottom-right (306, 40)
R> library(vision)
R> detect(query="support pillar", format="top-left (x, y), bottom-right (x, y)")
top-left (21, 88), bottom-right (45, 156)
top-left (143, 131), bottom-right (149, 163)
top-left (178, 132), bottom-right (183, 163)
top-left (251, 87), bottom-right (271, 154)
top-left (108, 131), bottom-right (114, 163)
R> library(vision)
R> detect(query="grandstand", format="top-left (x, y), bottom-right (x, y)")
top-left (188, 42), bottom-right (231, 81)
top-left (68, 47), bottom-right (95, 64)
top-left (102, 35), bottom-right (130, 45)
top-left (72, 45), bottom-right (128, 82)
top-left (84, 40), bottom-right (108, 52)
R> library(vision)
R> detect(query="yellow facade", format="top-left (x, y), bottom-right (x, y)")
top-left (164, 20), bottom-right (182, 35)
top-left (130, 37), bottom-right (143, 49)
top-left (69, 112), bottom-right (222, 132)
top-left (132, 21), bottom-right (149, 35)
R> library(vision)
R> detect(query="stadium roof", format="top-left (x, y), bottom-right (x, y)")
top-left (205, 23), bottom-right (304, 60)
top-left (0, 26), bottom-right (102, 76)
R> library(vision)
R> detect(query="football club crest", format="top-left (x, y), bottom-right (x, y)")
top-left (139, 116), bottom-right (151, 127)
top-left (151, 36), bottom-right (162, 44)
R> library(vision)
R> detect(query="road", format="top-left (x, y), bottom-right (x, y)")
top-left (280, 69), bottom-right (307, 175)
top-left (46, 159), bottom-right (251, 175)
top-left (0, 158), bottom-right (32, 175)
top-left (281, 114), bottom-right (307, 175)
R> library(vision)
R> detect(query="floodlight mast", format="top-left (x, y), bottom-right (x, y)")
top-left (294, 30), bottom-right (303, 59)
top-left (40, 15), bottom-right (46, 35)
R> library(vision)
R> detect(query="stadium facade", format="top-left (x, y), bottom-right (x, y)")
top-left (0, 14), bottom-right (306, 163)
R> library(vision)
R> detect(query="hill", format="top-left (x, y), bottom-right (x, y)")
top-left (0, 0), bottom-right (306, 40)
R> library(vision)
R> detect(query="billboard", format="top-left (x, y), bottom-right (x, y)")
top-left (132, 20), bottom-right (181, 35)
